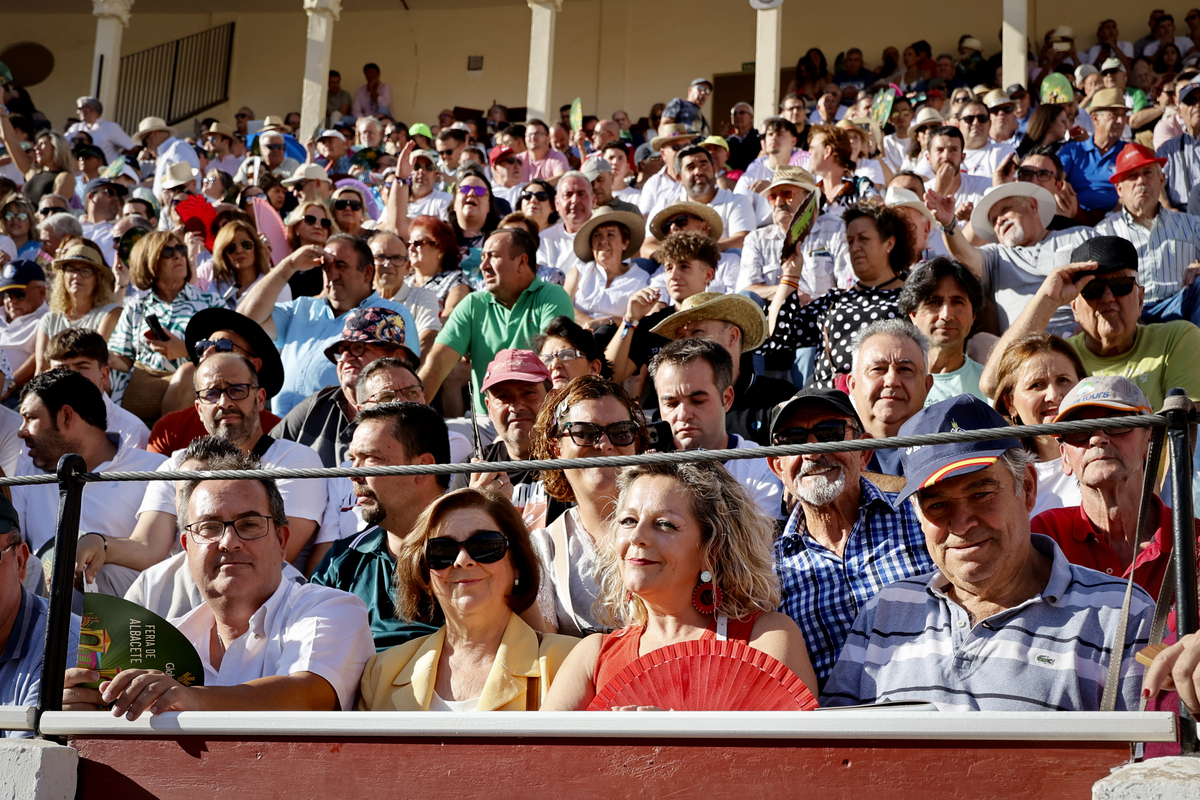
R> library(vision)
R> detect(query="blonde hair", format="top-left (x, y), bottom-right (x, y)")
top-left (211, 220), bottom-right (272, 288)
top-left (49, 239), bottom-right (115, 315)
top-left (286, 200), bottom-right (340, 250)
top-left (595, 461), bottom-right (781, 628)
top-left (35, 131), bottom-right (74, 174)
top-left (0, 194), bottom-right (38, 241)
top-left (128, 230), bottom-right (190, 292)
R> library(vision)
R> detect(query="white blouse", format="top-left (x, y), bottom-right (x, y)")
top-left (573, 259), bottom-right (654, 320)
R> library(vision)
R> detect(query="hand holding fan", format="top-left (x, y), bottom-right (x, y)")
top-left (1041, 73), bottom-right (1074, 104)
top-left (78, 593), bottom-right (205, 690)
top-left (588, 639), bottom-right (818, 711)
top-left (570, 98), bottom-right (584, 132)
top-left (778, 187), bottom-right (821, 265)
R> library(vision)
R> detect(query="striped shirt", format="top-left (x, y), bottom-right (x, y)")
top-left (821, 534), bottom-right (1154, 711)
top-left (1156, 131), bottom-right (1200, 209)
top-left (774, 478), bottom-right (936, 688)
top-left (108, 283), bottom-right (226, 372)
top-left (1096, 207), bottom-right (1200, 304)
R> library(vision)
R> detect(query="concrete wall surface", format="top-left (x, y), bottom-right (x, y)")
top-left (1092, 756), bottom-right (1200, 800)
top-left (0, 738), bottom-right (78, 800)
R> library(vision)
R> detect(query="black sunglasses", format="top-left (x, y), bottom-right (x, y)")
top-left (334, 199), bottom-right (363, 212)
top-left (194, 338), bottom-right (241, 359)
top-left (959, 114), bottom-right (989, 125)
top-left (520, 190), bottom-right (550, 203)
top-left (772, 420), bottom-right (858, 446)
top-left (159, 244), bottom-right (187, 259)
top-left (303, 214), bottom-right (333, 229)
top-left (37, 207), bottom-right (63, 217)
top-left (1057, 416), bottom-right (1138, 447)
top-left (223, 240), bottom-right (256, 256)
top-left (425, 530), bottom-right (509, 571)
top-left (1080, 277), bottom-right (1137, 301)
top-left (557, 420), bottom-right (640, 447)
top-left (665, 214), bottom-right (692, 230)
top-left (1, 289), bottom-right (26, 301)
top-left (265, 143), bottom-right (285, 151)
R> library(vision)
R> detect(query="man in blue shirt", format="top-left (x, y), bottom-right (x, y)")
top-left (236, 233), bottom-right (417, 416)
top-left (768, 388), bottom-right (936, 689)
top-left (1059, 88), bottom-right (1129, 220)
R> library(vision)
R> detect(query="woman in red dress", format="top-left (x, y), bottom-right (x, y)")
top-left (542, 461), bottom-right (818, 710)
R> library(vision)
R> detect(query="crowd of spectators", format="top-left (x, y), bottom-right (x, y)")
top-left (0, 23), bottom-right (1199, 748)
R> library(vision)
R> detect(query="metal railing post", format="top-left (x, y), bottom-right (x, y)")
top-left (1163, 388), bottom-right (1197, 754)
top-left (34, 454), bottom-right (86, 741)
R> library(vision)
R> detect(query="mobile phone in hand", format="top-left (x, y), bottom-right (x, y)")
top-left (145, 314), bottom-right (170, 342)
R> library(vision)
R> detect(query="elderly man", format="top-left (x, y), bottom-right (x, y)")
top-left (67, 97), bottom-right (134, 162)
top-left (980, 236), bottom-right (1200, 411)
top-left (726, 102), bottom-right (760, 172)
top-left (768, 388), bottom-right (936, 688)
top-left (233, 130), bottom-right (299, 184)
top-left (314, 129), bottom-right (352, 175)
top-left (1157, 81), bottom-right (1200, 209)
top-left (65, 454), bottom-right (374, 717)
top-left (1097, 143), bottom-right (1200, 326)
top-left (365, 231), bottom-right (440, 355)
top-left (637, 126), bottom-right (696, 217)
top-left (985, 90), bottom-right (1021, 150)
top-left (822, 394), bottom-right (1155, 710)
top-left (645, 145), bottom-right (754, 253)
top-left (1031, 376), bottom-right (1197, 598)
top-left (929, 181), bottom-right (1097, 334)
top-left (310, 402), bottom-right (449, 650)
top-left (419, 228), bottom-right (573, 414)
top-left (535, 171), bottom-right (595, 276)
top-left (401, 148), bottom-right (451, 219)
top-left (271, 307), bottom-right (417, 468)
top-left (0, 260), bottom-right (48, 395)
top-left (661, 78), bottom-right (712, 136)
top-left (1057, 88), bottom-right (1128, 219)
top-left (846, 319), bottom-right (933, 479)
top-left (518, 119), bottom-right (570, 185)
top-left (80, 177), bottom-right (125, 266)
top-left (132, 116), bottom-right (200, 199)
top-left (650, 338), bottom-right (783, 519)
top-left (46, 328), bottom-right (149, 450)
top-left (236, 233), bottom-right (416, 416)
top-left (898, 258), bottom-right (986, 405)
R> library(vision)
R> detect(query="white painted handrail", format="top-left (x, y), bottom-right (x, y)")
top-left (41, 710), bottom-right (1176, 742)
top-left (0, 706), bottom-right (37, 732)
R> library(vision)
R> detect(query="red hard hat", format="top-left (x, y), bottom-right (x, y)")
top-left (1109, 142), bottom-right (1168, 185)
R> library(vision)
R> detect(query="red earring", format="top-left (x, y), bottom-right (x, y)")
top-left (692, 570), bottom-right (722, 615)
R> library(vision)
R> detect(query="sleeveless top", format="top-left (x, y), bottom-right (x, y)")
top-left (593, 611), bottom-right (763, 695)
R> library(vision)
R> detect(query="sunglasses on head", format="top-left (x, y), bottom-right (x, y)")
top-left (194, 338), bottom-right (242, 359)
top-left (520, 190), bottom-right (550, 202)
top-left (772, 420), bottom-right (858, 446)
top-left (425, 530), bottom-right (509, 571)
top-left (1056, 415), bottom-right (1138, 446)
top-left (333, 198), bottom-right (363, 211)
top-left (459, 185), bottom-right (487, 197)
top-left (1080, 277), bottom-right (1137, 301)
top-left (1, 289), bottom-right (26, 301)
top-left (557, 420), bottom-right (640, 447)
top-left (159, 244), bottom-right (187, 259)
top-left (303, 214), bottom-right (333, 229)
top-left (224, 240), bottom-right (256, 256)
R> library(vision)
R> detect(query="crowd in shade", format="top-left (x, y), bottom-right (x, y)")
top-left (1, 16), bottom-right (1200, 753)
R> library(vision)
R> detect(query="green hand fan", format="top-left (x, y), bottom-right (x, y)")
top-left (779, 187), bottom-right (821, 264)
top-left (870, 87), bottom-right (896, 129)
top-left (77, 593), bottom-right (205, 689)
top-left (570, 98), bottom-right (583, 132)
top-left (1041, 73), bottom-right (1074, 104)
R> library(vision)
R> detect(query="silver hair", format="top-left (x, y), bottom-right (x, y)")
top-left (997, 446), bottom-right (1035, 498)
top-left (849, 318), bottom-right (930, 374)
top-left (356, 117), bottom-right (382, 132)
top-left (40, 213), bottom-right (83, 239)
top-left (557, 170), bottom-right (593, 194)
top-left (76, 96), bottom-right (103, 115)
top-left (735, 101), bottom-right (755, 115)
top-left (259, 130), bottom-right (285, 144)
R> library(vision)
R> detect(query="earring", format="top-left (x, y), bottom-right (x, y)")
top-left (514, 576), bottom-right (520, 587)
top-left (692, 570), bottom-right (723, 615)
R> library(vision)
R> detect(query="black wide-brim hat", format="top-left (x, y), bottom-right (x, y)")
top-left (185, 308), bottom-right (284, 399)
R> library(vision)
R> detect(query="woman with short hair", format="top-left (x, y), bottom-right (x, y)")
top-left (406, 215), bottom-right (471, 321)
top-left (531, 317), bottom-right (610, 389)
top-left (0, 194), bottom-right (41, 261)
top-left (563, 207), bottom-right (650, 332)
top-left (807, 125), bottom-right (879, 220)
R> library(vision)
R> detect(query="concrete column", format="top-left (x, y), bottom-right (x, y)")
top-left (300, 0), bottom-right (342, 139)
top-left (0, 739), bottom-right (79, 800)
top-left (526, 0), bottom-right (562, 124)
top-left (1093, 756), bottom-right (1200, 799)
top-left (91, 0), bottom-right (133, 118)
top-left (753, 3), bottom-right (783, 130)
top-left (1001, 0), bottom-right (1027, 90)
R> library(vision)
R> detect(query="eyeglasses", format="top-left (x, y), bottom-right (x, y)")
top-left (1080, 277), bottom-right (1137, 301)
top-left (520, 190), bottom-right (550, 203)
top-left (1056, 416), bottom-right (1139, 447)
top-left (425, 530), bottom-right (509, 570)
top-left (665, 214), bottom-right (693, 230)
top-left (1, 289), bottom-right (25, 301)
top-left (331, 341), bottom-right (390, 361)
top-left (265, 143), bottom-right (285, 152)
top-left (37, 207), bottom-right (63, 217)
top-left (374, 253), bottom-right (408, 267)
top-left (363, 385), bottom-right (423, 406)
top-left (1017, 167), bottom-right (1056, 183)
top-left (185, 515), bottom-right (273, 544)
top-left (333, 199), bottom-right (363, 211)
top-left (459, 185), bottom-right (487, 197)
top-left (989, 106), bottom-right (1015, 115)
top-left (58, 263), bottom-right (95, 276)
top-left (557, 420), bottom-right (641, 447)
top-left (195, 383), bottom-right (257, 404)
top-left (0, 541), bottom-right (21, 565)
top-left (772, 421), bottom-right (858, 446)
top-left (412, 162), bottom-right (437, 173)
top-left (540, 348), bottom-right (584, 365)
top-left (3, 211), bottom-right (29, 222)
top-left (767, 189), bottom-right (798, 206)
top-left (159, 244), bottom-right (187, 259)
top-left (302, 214), bottom-right (333, 229)
top-left (194, 338), bottom-right (247, 360)
top-left (959, 114), bottom-right (989, 125)
top-left (223, 240), bottom-right (256, 256)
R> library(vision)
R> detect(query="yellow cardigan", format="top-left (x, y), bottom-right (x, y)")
top-left (358, 612), bottom-right (578, 711)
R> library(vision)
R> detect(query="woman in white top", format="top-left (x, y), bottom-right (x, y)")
top-left (563, 206), bottom-right (650, 330)
top-left (529, 375), bottom-right (651, 636)
top-left (990, 332), bottom-right (1086, 517)
top-left (34, 239), bottom-right (121, 373)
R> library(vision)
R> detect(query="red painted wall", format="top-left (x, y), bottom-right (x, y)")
top-left (71, 736), bottom-right (1131, 799)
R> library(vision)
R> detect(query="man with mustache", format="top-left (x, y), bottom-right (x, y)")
top-left (768, 388), bottom-right (935, 690)
top-left (1096, 143), bottom-right (1200, 326)
top-left (644, 145), bottom-right (754, 254)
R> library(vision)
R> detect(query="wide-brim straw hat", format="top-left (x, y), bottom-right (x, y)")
top-left (52, 241), bottom-right (116, 294)
top-left (160, 161), bottom-right (198, 190)
top-left (203, 122), bottom-right (236, 141)
top-left (572, 206), bottom-right (647, 263)
top-left (650, 291), bottom-right (768, 352)
top-left (132, 116), bottom-right (175, 145)
top-left (649, 201), bottom-right (723, 241)
top-left (969, 183), bottom-right (1056, 244)
top-left (282, 163), bottom-right (333, 186)
top-left (650, 124), bottom-right (699, 151)
top-left (911, 107), bottom-right (945, 132)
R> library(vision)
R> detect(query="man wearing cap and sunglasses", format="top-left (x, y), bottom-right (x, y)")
top-left (0, 260), bottom-right (47, 400)
top-left (401, 148), bottom-right (452, 219)
top-left (822, 394), bottom-right (1154, 711)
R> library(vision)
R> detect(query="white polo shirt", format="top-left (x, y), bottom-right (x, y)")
top-left (104, 393), bottom-right (151, 451)
top-left (407, 190), bottom-right (451, 220)
top-left (646, 187), bottom-right (756, 241)
top-left (390, 283), bottom-right (442, 337)
top-left (12, 435), bottom-right (167, 552)
top-left (722, 434), bottom-right (785, 521)
top-left (67, 118), bottom-right (135, 163)
top-left (171, 578), bottom-right (374, 711)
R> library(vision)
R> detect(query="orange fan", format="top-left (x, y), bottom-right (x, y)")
top-left (588, 639), bottom-right (819, 711)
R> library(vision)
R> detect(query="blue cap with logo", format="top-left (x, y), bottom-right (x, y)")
top-left (0, 259), bottom-right (45, 292)
top-left (896, 394), bottom-right (1023, 504)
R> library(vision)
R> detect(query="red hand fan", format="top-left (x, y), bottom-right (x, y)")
top-left (587, 639), bottom-right (818, 711)
top-left (174, 195), bottom-right (218, 253)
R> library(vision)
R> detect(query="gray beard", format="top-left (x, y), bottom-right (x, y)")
top-left (998, 221), bottom-right (1026, 248)
top-left (795, 458), bottom-right (849, 506)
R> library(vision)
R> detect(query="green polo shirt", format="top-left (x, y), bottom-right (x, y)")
top-left (436, 278), bottom-right (575, 413)
top-left (309, 526), bottom-right (441, 652)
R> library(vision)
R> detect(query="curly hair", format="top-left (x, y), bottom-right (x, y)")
top-left (49, 238), bottom-right (116, 315)
top-left (653, 230), bottom-right (719, 271)
top-left (409, 215), bottom-right (461, 273)
top-left (843, 202), bottom-right (915, 274)
top-left (211, 220), bottom-right (272, 288)
top-left (529, 375), bottom-right (649, 503)
top-left (393, 488), bottom-right (541, 622)
top-left (595, 461), bottom-right (781, 628)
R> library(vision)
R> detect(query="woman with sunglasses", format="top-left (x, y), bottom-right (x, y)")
top-left (518, 178), bottom-right (558, 236)
top-left (543, 460), bottom-right (819, 710)
top-left (33, 239), bottom-right (120, 372)
top-left (900, 107), bottom-right (944, 172)
top-left (530, 316), bottom-right (608, 390)
top-left (199, 220), bottom-right (290, 308)
top-left (330, 186), bottom-right (368, 237)
top-left (0, 194), bottom-right (41, 261)
top-left (359, 489), bottom-right (575, 712)
top-left (527, 376), bottom-right (649, 635)
top-left (284, 201), bottom-right (339, 298)
top-left (449, 166), bottom-right (501, 288)
top-left (407, 215), bottom-right (471, 321)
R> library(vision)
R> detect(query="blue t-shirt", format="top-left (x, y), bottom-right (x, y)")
top-left (1, 588), bottom-right (80, 738)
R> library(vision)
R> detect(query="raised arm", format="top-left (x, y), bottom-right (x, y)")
top-left (382, 141), bottom-right (414, 239)
top-left (0, 107), bottom-right (32, 177)
top-left (605, 286), bottom-right (661, 384)
top-left (236, 245), bottom-right (327, 336)
top-left (925, 189), bottom-right (983, 277)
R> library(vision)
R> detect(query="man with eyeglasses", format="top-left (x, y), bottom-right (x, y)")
top-left (767, 387), bottom-right (934, 689)
top-left (234, 131), bottom-right (299, 185)
top-left (661, 78), bottom-right (712, 137)
top-left (434, 128), bottom-right (467, 185)
top-left (65, 451), bottom-right (374, 719)
top-left (724, 102), bottom-right (760, 174)
top-left (36, 193), bottom-right (68, 221)
top-left (11, 369), bottom-right (165, 598)
top-left (80, 177), bottom-right (126, 267)
top-left (997, 146), bottom-right (1084, 230)
top-left (984, 90), bottom-right (1021, 150)
top-left (201, 122), bottom-right (243, 178)
top-left (365, 231), bottom-right (440, 355)
top-left (1156, 80), bottom-right (1200, 210)
top-left (271, 307), bottom-right (418, 469)
top-left (517, 119), bottom-right (570, 186)
top-left (880, 97), bottom-right (913, 174)
top-left (66, 96), bottom-right (135, 163)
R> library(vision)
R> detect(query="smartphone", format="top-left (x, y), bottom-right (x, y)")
top-left (646, 420), bottom-right (676, 453)
top-left (1053, 41), bottom-right (1071, 52)
top-left (145, 314), bottom-right (170, 342)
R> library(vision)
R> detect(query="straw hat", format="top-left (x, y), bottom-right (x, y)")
top-left (983, 89), bottom-right (1014, 110)
top-left (884, 185), bottom-right (936, 226)
top-left (260, 115), bottom-right (291, 133)
top-left (282, 163), bottom-right (333, 187)
top-left (649, 201), bottom-right (723, 241)
top-left (160, 161), bottom-right (198, 190)
top-left (762, 166), bottom-right (818, 195)
top-left (650, 124), bottom-right (698, 151)
top-left (1087, 87), bottom-right (1128, 113)
top-left (650, 292), bottom-right (768, 352)
top-left (202, 122), bottom-right (236, 142)
top-left (969, 183), bottom-right (1056, 244)
top-left (840, 117), bottom-right (883, 152)
top-left (52, 241), bottom-right (116, 293)
top-left (572, 206), bottom-right (647, 263)
top-left (132, 116), bottom-right (175, 145)
top-left (911, 107), bottom-right (944, 132)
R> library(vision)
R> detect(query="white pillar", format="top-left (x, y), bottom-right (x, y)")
top-left (91, 0), bottom-right (133, 118)
top-left (1002, 0), bottom-right (1027, 90)
top-left (526, 0), bottom-right (562, 124)
top-left (752, 3), bottom-right (783, 130)
top-left (301, 0), bottom-right (342, 139)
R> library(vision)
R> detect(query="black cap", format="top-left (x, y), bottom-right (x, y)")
top-left (72, 143), bottom-right (107, 163)
top-left (185, 308), bottom-right (284, 399)
top-left (1005, 83), bottom-right (1028, 98)
top-left (0, 492), bottom-right (19, 537)
top-left (84, 177), bottom-right (127, 198)
top-left (769, 388), bottom-right (863, 442)
top-left (1070, 236), bottom-right (1139, 276)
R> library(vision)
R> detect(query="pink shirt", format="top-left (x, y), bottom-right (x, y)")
top-left (519, 149), bottom-right (570, 182)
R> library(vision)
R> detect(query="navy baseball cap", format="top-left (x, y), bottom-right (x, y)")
top-left (0, 259), bottom-right (45, 292)
top-left (896, 395), bottom-right (1022, 504)
top-left (84, 177), bottom-right (128, 198)
top-left (770, 388), bottom-right (862, 443)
